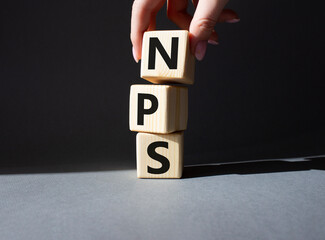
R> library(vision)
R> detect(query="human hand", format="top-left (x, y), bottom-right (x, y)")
top-left (131, 0), bottom-right (239, 62)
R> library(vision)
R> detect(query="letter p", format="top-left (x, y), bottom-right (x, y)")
top-left (137, 93), bottom-right (159, 125)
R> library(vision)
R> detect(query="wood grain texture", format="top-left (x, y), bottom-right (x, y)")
top-left (129, 84), bottom-right (188, 134)
top-left (136, 132), bottom-right (184, 178)
top-left (141, 30), bottom-right (195, 85)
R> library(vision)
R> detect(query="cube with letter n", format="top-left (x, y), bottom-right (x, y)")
top-left (141, 30), bottom-right (195, 85)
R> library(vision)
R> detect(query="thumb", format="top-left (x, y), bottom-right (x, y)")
top-left (189, 0), bottom-right (229, 60)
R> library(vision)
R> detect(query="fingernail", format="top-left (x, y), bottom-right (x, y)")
top-left (208, 40), bottom-right (219, 46)
top-left (132, 46), bottom-right (139, 63)
top-left (195, 41), bottom-right (207, 61)
top-left (226, 18), bottom-right (240, 23)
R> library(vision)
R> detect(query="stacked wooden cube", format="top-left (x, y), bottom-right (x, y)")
top-left (129, 30), bottom-right (195, 178)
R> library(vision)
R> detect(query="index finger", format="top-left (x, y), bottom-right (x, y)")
top-left (131, 0), bottom-right (165, 62)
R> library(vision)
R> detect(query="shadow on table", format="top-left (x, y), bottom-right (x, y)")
top-left (183, 157), bottom-right (325, 178)
top-left (0, 158), bottom-right (135, 175)
top-left (1, 156), bottom-right (324, 176)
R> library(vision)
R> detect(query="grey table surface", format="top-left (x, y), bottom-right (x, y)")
top-left (0, 157), bottom-right (324, 240)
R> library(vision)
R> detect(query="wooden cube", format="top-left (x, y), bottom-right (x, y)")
top-left (141, 30), bottom-right (195, 85)
top-left (136, 132), bottom-right (184, 178)
top-left (129, 84), bottom-right (188, 134)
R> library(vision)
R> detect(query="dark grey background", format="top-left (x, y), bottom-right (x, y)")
top-left (1, 0), bottom-right (324, 167)
top-left (1, 2), bottom-right (325, 240)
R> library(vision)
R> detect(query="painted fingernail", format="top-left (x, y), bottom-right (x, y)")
top-left (195, 41), bottom-right (207, 61)
top-left (208, 40), bottom-right (219, 46)
top-left (132, 46), bottom-right (139, 63)
top-left (226, 18), bottom-right (240, 23)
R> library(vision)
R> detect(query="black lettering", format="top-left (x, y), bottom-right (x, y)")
top-left (147, 141), bottom-right (170, 174)
top-left (148, 37), bottom-right (178, 69)
top-left (138, 93), bottom-right (158, 125)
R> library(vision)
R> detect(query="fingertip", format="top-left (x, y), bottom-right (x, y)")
top-left (208, 39), bottom-right (219, 45)
top-left (226, 18), bottom-right (240, 23)
top-left (189, 29), bottom-right (218, 55)
top-left (194, 40), bottom-right (207, 61)
top-left (217, 9), bottom-right (240, 23)
top-left (132, 46), bottom-right (140, 63)
top-left (130, 33), bottom-right (142, 62)
top-left (130, 30), bottom-right (141, 61)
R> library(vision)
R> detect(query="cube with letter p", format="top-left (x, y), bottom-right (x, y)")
top-left (129, 84), bottom-right (188, 134)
